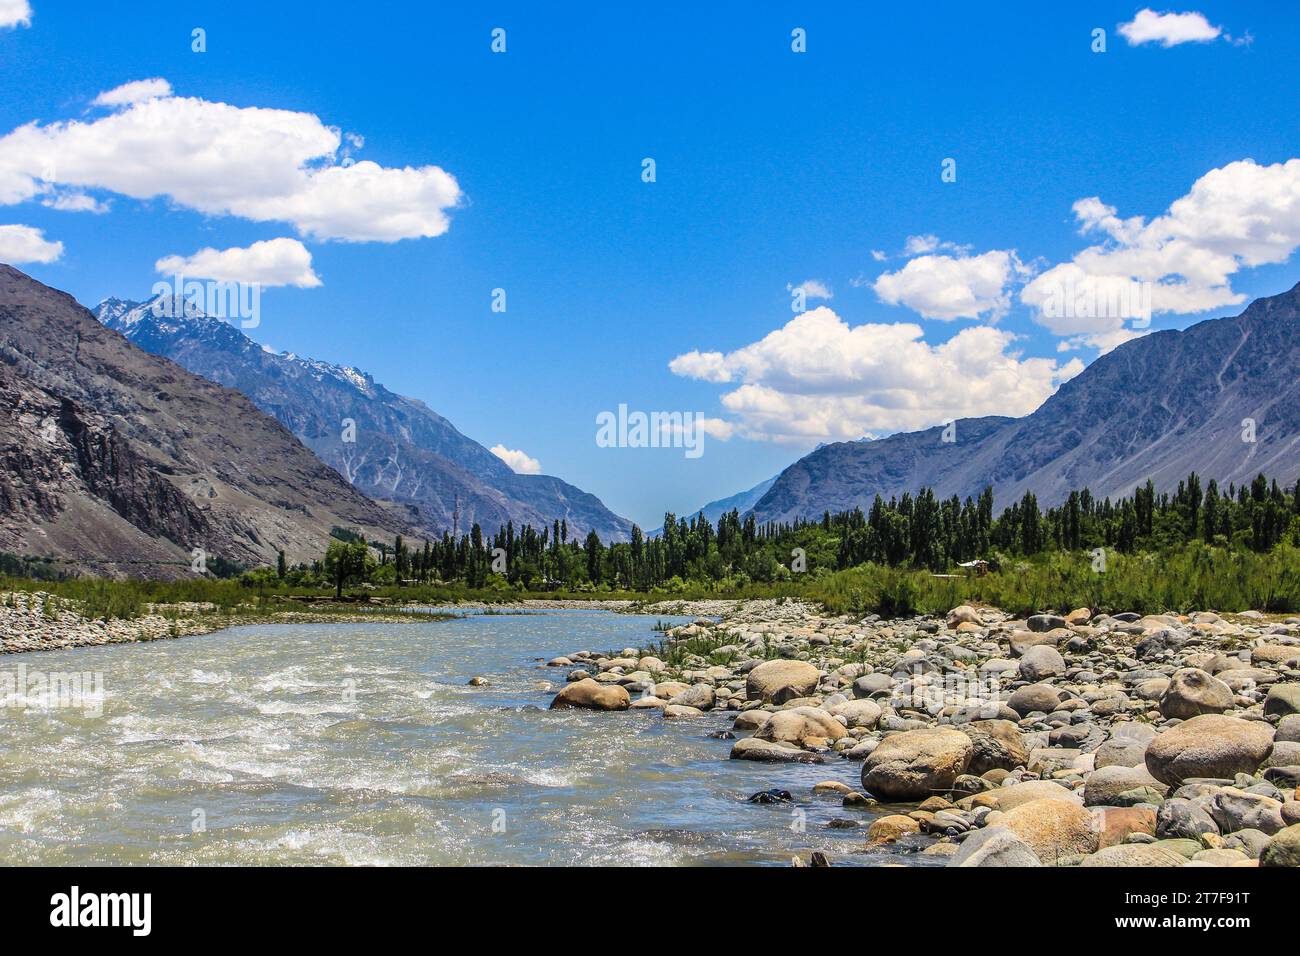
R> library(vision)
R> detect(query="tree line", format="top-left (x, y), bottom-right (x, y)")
top-left (285, 471), bottom-right (1300, 594)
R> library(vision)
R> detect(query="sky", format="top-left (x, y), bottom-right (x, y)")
top-left (1, 1), bottom-right (1298, 529)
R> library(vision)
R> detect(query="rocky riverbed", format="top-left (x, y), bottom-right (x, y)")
top-left (544, 599), bottom-right (1300, 867)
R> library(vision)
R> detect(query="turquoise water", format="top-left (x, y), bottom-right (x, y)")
top-left (0, 610), bottom-right (923, 866)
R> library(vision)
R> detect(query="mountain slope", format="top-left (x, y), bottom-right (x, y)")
top-left (96, 297), bottom-right (634, 541)
top-left (0, 266), bottom-right (413, 575)
top-left (750, 283), bottom-right (1300, 523)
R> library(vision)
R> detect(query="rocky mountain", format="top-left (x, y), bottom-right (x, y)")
top-left (653, 475), bottom-right (777, 535)
top-left (750, 282), bottom-right (1300, 523)
top-left (96, 296), bottom-right (633, 542)
top-left (0, 266), bottom-right (413, 576)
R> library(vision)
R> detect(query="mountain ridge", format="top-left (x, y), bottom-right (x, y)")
top-left (749, 283), bottom-right (1300, 524)
top-left (96, 296), bottom-right (634, 542)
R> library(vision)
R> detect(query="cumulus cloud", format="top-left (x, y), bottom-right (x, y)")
top-left (92, 78), bottom-right (173, 107)
top-left (0, 80), bottom-right (462, 242)
top-left (490, 445), bottom-right (542, 475)
top-left (1022, 158), bottom-right (1300, 335)
top-left (1056, 328), bottom-right (1151, 356)
top-left (669, 306), bottom-right (1082, 443)
top-left (1118, 8), bottom-right (1221, 47)
top-left (155, 238), bottom-right (322, 288)
top-left (0, 0), bottom-right (31, 30)
top-left (872, 249), bottom-right (1026, 321)
top-left (786, 278), bottom-right (832, 301)
top-left (0, 223), bottom-right (62, 263)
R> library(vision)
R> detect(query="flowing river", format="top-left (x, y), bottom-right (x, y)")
top-left (0, 610), bottom-right (924, 866)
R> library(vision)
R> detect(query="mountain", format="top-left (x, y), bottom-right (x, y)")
top-left (653, 475), bottom-right (777, 535)
top-left (750, 283), bottom-right (1300, 523)
top-left (96, 296), bottom-right (634, 542)
top-left (0, 266), bottom-right (413, 575)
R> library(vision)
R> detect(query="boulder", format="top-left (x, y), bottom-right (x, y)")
top-left (1158, 668), bottom-right (1234, 719)
top-left (1084, 764), bottom-right (1167, 807)
top-left (866, 815), bottom-right (920, 843)
top-left (1264, 684), bottom-right (1300, 718)
top-left (1008, 683), bottom-right (1061, 716)
top-left (1145, 714), bottom-right (1274, 786)
top-left (1252, 644), bottom-right (1300, 666)
top-left (964, 719), bottom-right (1030, 774)
top-left (729, 737), bottom-right (824, 763)
top-left (946, 605), bottom-right (983, 628)
top-left (827, 698), bottom-right (882, 729)
top-left (861, 728), bottom-right (973, 801)
top-left (1001, 798), bottom-right (1100, 865)
top-left (1019, 645), bottom-right (1066, 682)
top-left (549, 678), bottom-right (631, 711)
top-left (732, 710), bottom-right (771, 731)
top-left (1080, 844), bottom-right (1186, 867)
top-left (981, 779), bottom-right (1080, 812)
top-left (755, 706), bottom-right (847, 747)
top-left (1260, 824), bottom-right (1300, 867)
top-left (1096, 806), bottom-right (1157, 848)
top-left (1027, 614), bottom-right (1068, 632)
top-left (1156, 798), bottom-right (1219, 841)
top-left (948, 826), bottom-right (1041, 867)
top-left (746, 660), bottom-right (820, 704)
top-left (667, 684), bottom-right (716, 710)
top-left (1208, 788), bottom-right (1286, 835)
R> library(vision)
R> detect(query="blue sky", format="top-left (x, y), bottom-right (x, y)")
top-left (2, 2), bottom-right (1298, 528)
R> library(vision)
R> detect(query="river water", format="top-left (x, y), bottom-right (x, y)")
top-left (0, 610), bottom-right (926, 866)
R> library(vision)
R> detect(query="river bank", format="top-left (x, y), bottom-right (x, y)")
top-left (544, 598), bottom-right (1300, 866)
top-left (0, 590), bottom-right (451, 655)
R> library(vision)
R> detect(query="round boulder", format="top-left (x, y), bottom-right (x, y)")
top-left (1145, 714), bottom-right (1275, 786)
top-left (1158, 668), bottom-right (1234, 720)
top-left (746, 660), bottom-right (820, 704)
top-left (861, 727), bottom-right (973, 801)
top-left (1001, 798), bottom-right (1100, 865)
top-left (549, 678), bottom-right (631, 711)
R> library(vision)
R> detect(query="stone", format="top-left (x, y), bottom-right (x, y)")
top-left (1084, 765), bottom-right (1167, 807)
top-left (1080, 844), bottom-right (1186, 867)
top-left (964, 719), bottom-right (1030, 774)
top-left (1159, 668), bottom-right (1234, 719)
top-left (1208, 788), bottom-right (1286, 835)
top-left (746, 660), bottom-right (820, 704)
top-left (866, 814), bottom-right (920, 843)
top-left (1008, 683), bottom-right (1062, 716)
top-left (1252, 644), bottom-right (1300, 666)
top-left (549, 678), bottom-right (631, 711)
top-left (1001, 798), bottom-right (1100, 865)
top-left (1276, 714), bottom-right (1300, 743)
top-left (662, 704), bottom-right (705, 719)
top-left (1019, 645), bottom-right (1066, 682)
top-left (668, 684), bottom-right (715, 710)
top-left (1260, 824), bottom-right (1300, 867)
top-left (732, 710), bottom-right (771, 731)
top-left (1027, 614), bottom-right (1068, 632)
top-left (1096, 806), bottom-right (1157, 848)
top-left (827, 698), bottom-right (882, 729)
top-left (982, 779), bottom-right (1081, 811)
top-left (948, 826), bottom-right (1041, 867)
top-left (1264, 684), bottom-right (1300, 717)
top-left (946, 605), bottom-right (983, 628)
top-left (729, 737), bottom-right (824, 763)
top-left (1145, 714), bottom-right (1275, 786)
top-left (1095, 737), bottom-right (1149, 769)
top-left (1156, 798), bottom-right (1220, 841)
top-left (861, 728), bottom-right (974, 801)
top-left (755, 706), bottom-right (847, 747)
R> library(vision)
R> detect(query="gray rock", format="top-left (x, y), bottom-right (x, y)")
top-left (948, 826), bottom-right (1041, 867)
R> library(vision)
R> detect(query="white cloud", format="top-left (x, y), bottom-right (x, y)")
top-left (41, 190), bottom-right (110, 213)
top-left (1056, 328), bottom-right (1151, 355)
top-left (1119, 8), bottom-right (1221, 47)
top-left (0, 80), bottom-right (462, 242)
top-left (155, 238), bottom-right (322, 288)
top-left (786, 278), bottom-right (832, 300)
top-left (0, 0), bottom-right (31, 30)
top-left (92, 78), bottom-right (173, 107)
top-left (669, 306), bottom-right (1082, 442)
top-left (490, 445), bottom-right (542, 475)
top-left (0, 223), bottom-right (62, 263)
top-left (872, 249), bottom-right (1026, 321)
top-left (1022, 158), bottom-right (1300, 334)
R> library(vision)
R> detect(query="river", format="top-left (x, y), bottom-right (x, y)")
top-left (0, 610), bottom-right (926, 866)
